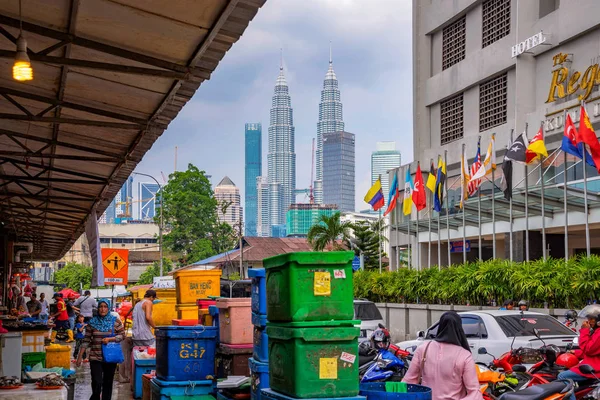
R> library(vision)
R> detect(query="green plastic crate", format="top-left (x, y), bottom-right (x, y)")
top-left (22, 351), bottom-right (46, 370)
top-left (266, 323), bottom-right (360, 398)
top-left (263, 251), bottom-right (354, 322)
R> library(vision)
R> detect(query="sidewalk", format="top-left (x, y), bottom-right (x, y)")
top-left (73, 362), bottom-right (133, 399)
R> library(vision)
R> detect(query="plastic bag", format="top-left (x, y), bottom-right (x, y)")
top-left (102, 342), bottom-right (124, 363)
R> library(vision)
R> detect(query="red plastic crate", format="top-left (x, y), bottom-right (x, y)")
top-left (171, 319), bottom-right (199, 326)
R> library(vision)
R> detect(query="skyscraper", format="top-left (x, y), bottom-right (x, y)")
top-left (323, 131), bottom-right (355, 212)
top-left (371, 142), bottom-right (401, 206)
top-left (245, 123), bottom-right (262, 236)
top-left (286, 203), bottom-right (338, 237)
top-left (256, 176), bottom-right (270, 237)
top-left (117, 176), bottom-right (134, 218)
top-left (138, 182), bottom-right (160, 220)
top-left (267, 61), bottom-right (296, 229)
top-left (215, 176), bottom-right (243, 228)
top-left (315, 48), bottom-right (344, 204)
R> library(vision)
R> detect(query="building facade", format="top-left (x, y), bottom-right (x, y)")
top-left (256, 176), bottom-right (270, 237)
top-left (138, 182), bottom-right (160, 220)
top-left (371, 142), bottom-right (401, 206)
top-left (267, 64), bottom-right (296, 230)
top-left (245, 123), bottom-right (262, 236)
top-left (323, 131), bottom-right (355, 212)
top-left (215, 176), bottom-right (243, 228)
top-left (395, 0), bottom-right (600, 269)
top-left (286, 203), bottom-right (338, 237)
top-left (315, 53), bottom-right (345, 204)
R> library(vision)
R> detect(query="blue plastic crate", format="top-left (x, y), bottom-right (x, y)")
top-left (249, 357), bottom-right (269, 400)
top-left (253, 325), bottom-right (268, 363)
top-left (155, 326), bottom-right (218, 381)
top-left (133, 359), bottom-right (155, 399)
top-left (358, 382), bottom-right (432, 400)
top-left (252, 312), bottom-right (267, 328)
top-left (261, 389), bottom-right (366, 400)
top-left (150, 378), bottom-right (215, 400)
top-left (248, 268), bottom-right (267, 315)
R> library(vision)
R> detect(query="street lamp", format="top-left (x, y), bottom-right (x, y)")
top-left (133, 172), bottom-right (164, 276)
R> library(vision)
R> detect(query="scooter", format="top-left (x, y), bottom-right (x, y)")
top-left (496, 379), bottom-right (575, 400)
top-left (360, 345), bottom-right (407, 383)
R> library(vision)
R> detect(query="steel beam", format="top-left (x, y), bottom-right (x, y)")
top-left (0, 113), bottom-right (145, 129)
top-left (0, 175), bottom-right (106, 184)
top-left (0, 151), bottom-right (116, 162)
top-left (2, 157), bottom-right (109, 183)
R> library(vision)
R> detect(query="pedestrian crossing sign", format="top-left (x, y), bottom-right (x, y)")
top-left (101, 248), bottom-right (129, 285)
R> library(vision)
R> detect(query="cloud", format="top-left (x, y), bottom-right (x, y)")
top-left (135, 0), bottom-right (413, 213)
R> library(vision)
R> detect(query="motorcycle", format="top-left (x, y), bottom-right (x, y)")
top-left (359, 324), bottom-right (410, 383)
top-left (580, 365), bottom-right (600, 399)
top-left (496, 379), bottom-right (575, 400)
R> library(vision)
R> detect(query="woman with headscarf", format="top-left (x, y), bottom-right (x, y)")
top-left (403, 311), bottom-right (483, 400)
top-left (76, 299), bottom-right (124, 400)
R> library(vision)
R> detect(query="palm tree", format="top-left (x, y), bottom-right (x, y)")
top-left (307, 212), bottom-right (353, 251)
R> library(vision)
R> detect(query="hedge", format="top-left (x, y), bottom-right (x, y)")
top-left (353, 255), bottom-right (600, 309)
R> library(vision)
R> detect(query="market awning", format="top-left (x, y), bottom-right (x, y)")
top-left (0, 0), bottom-right (265, 259)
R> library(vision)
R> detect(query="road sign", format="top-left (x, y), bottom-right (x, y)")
top-left (450, 240), bottom-right (471, 253)
top-left (352, 256), bottom-right (361, 271)
top-left (101, 248), bottom-right (129, 285)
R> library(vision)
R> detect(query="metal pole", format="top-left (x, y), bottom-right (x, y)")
top-left (428, 190), bottom-right (432, 269)
top-left (492, 164), bottom-right (496, 259)
top-left (540, 151), bottom-right (547, 261)
top-left (524, 124), bottom-right (529, 262)
top-left (379, 172), bottom-right (383, 272)
top-left (564, 150), bottom-right (569, 262)
top-left (445, 150), bottom-right (451, 266)
top-left (395, 193), bottom-right (400, 269)
top-left (437, 202), bottom-right (441, 270)
top-left (416, 200), bottom-right (420, 271)
top-left (239, 218), bottom-right (244, 278)
top-left (478, 187), bottom-right (482, 260)
top-left (134, 172), bottom-right (164, 276)
top-left (583, 134), bottom-right (591, 258)
top-left (462, 143), bottom-right (467, 264)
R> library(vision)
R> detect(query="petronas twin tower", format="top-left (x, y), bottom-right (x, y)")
top-left (264, 50), bottom-right (347, 237)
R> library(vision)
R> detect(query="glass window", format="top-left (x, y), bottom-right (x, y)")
top-left (426, 315), bottom-right (487, 339)
top-left (354, 302), bottom-right (383, 321)
top-left (494, 314), bottom-right (575, 337)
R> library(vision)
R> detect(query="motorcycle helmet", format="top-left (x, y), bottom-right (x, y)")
top-left (371, 328), bottom-right (391, 350)
top-left (518, 300), bottom-right (529, 310)
top-left (579, 304), bottom-right (600, 321)
top-left (565, 309), bottom-right (578, 322)
top-left (556, 352), bottom-right (579, 369)
top-left (541, 344), bottom-right (561, 364)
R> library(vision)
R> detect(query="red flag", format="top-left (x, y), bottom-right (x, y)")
top-left (412, 164), bottom-right (426, 211)
top-left (577, 104), bottom-right (600, 173)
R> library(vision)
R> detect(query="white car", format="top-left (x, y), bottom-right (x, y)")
top-left (354, 299), bottom-right (385, 343)
top-left (396, 310), bottom-right (577, 364)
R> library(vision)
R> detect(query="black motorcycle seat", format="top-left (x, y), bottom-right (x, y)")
top-left (359, 353), bottom-right (377, 366)
top-left (498, 381), bottom-right (571, 400)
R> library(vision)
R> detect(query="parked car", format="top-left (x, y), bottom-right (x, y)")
top-left (395, 310), bottom-right (577, 364)
top-left (354, 299), bottom-right (385, 342)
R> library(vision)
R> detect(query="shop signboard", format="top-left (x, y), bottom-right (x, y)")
top-left (153, 276), bottom-right (175, 289)
top-left (101, 248), bottom-right (129, 285)
top-left (450, 240), bottom-right (471, 253)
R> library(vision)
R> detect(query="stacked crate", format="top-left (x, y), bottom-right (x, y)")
top-left (215, 298), bottom-right (254, 378)
top-left (173, 269), bottom-right (222, 322)
top-left (249, 268), bottom-right (269, 400)
top-left (262, 252), bottom-right (365, 400)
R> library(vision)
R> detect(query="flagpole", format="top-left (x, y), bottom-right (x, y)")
top-left (492, 141), bottom-right (496, 259)
top-left (582, 102), bottom-right (591, 258)
top-left (563, 112), bottom-right (569, 262)
top-left (428, 159), bottom-right (432, 269)
top-left (445, 150), bottom-right (451, 267)
top-left (379, 174), bottom-right (383, 273)
top-left (416, 198), bottom-right (420, 271)
top-left (540, 123), bottom-right (547, 261)
top-left (524, 123), bottom-right (530, 262)
top-left (462, 143), bottom-right (467, 265)
top-left (406, 166), bottom-right (412, 269)
top-left (508, 129), bottom-right (514, 262)
top-left (395, 170), bottom-right (401, 269)
top-left (477, 137), bottom-right (482, 261)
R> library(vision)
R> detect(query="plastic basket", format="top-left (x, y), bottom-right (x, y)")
top-left (150, 377), bottom-right (214, 400)
top-left (260, 389), bottom-right (365, 400)
top-left (249, 357), bottom-right (269, 400)
top-left (133, 359), bottom-right (156, 398)
top-left (22, 351), bottom-right (45, 370)
top-left (248, 268), bottom-right (267, 315)
top-left (359, 382), bottom-right (432, 400)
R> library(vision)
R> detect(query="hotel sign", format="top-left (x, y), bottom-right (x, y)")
top-left (546, 52), bottom-right (600, 103)
top-left (512, 32), bottom-right (548, 58)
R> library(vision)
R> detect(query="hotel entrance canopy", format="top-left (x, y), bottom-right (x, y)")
top-left (0, 0), bottom-right (265, 260)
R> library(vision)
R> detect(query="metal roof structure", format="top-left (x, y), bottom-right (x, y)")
top-left (0, 0), bottom-right (266, 260)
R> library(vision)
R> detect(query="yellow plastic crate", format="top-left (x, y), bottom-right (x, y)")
top-left (175, 303), bottom-right (198, 321)
top-left (173, 269), bottom-right (222, 304)
top-left (45, 344), bottom-right (71, 370)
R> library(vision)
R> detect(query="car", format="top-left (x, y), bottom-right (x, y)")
top-left (395, 310), bottom-right (577, 364)
top-left (354, 299), bottom-right (385, 343)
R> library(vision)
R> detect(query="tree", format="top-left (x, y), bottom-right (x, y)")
top-left (54, 262), bottom-right (93, 290)
top-left (137, 259), bottom-right (174, 285)
top-left (307, 212), bottom-right (353, 251)
top-left (159, 164), bottom-right (236, 264)
top-left (347, 221), bottom-right (387, 269)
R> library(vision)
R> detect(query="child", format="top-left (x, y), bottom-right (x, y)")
top-left (72, 314), bottom-right (87, 361)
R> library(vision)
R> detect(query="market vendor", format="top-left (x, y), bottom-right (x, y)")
top-left (26, 293), bottom-right (42, 317)
top-left (50, 293), bottom-right (72, 342)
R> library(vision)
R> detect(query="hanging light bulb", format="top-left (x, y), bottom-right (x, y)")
top-left (13, 35), bottom-right (32, 81)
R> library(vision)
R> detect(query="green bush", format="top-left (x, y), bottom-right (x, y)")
top-left (353, 255), bottom-right (600, 309)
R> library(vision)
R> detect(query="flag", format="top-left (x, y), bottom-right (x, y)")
top-left (426, 161), bottom-right (436, 193)
top-left (403, 168), bottom-right (413, 216)
top-left (526, 125), bottom-right (549, 164)
top-left (433, 156), bottom-right (446, 213)
top-left (460, 145), bottom-right (470, 208)
top-left (483, 133), bottom-right (496, 175)
top-left (383, 171), bottom-right (399, 217)
top-left (364, 178), bottom-right (385, 211)
top-left (412, 164), bottom-right (426, 211)
top-left (501, 160), bottom-right (513, 200)
top-left (577, 103), bottom-right (600, 173)
top-left (505, 133), bottom-right (528, 163)
top-left (468, 140), bottom-right (482, 196)
top-left (561, 112), bottom-right (596, 168)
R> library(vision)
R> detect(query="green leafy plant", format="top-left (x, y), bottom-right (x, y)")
top-left (53, 262), bottom-right (93, 290)
top-left (307, 212), bottom-right (353, 251)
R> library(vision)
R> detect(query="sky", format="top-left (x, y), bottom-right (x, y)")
top-left (134, 0), bottom-right (413, 213)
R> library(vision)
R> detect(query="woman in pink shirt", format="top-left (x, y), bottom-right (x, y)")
top-left (403, 311), bottom-right (483, 400)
